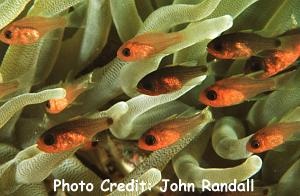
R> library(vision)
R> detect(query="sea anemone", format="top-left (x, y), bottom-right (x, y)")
top-left (0, 0), bottom-right (299, 195)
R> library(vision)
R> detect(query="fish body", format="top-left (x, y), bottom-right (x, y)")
top-left (46, 81), bottom-right (89, 114)
top-left (138, 111), bottom-right (207, 151)
top-left (246, 121), bottom-right (300, 153)
top-left (198, 72), bottom-right (290, 107)
top-left (245, 49), bottom-right (299, 78)
top-left (137, 65), bottom-right (207, 96)
top-left (207, 32), bottom-right (280, 59)
top-left (0, 16), bottom-right (67, 45)
top-left (117, 32), bottom-right (183, 61)
top-left (37, 117), bottom-right (113, 153)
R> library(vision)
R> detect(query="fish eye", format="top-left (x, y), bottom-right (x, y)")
top-left (4, 30), bottom-right (13, 39)
top-left (247, 57), bottom-right (264, 71)
top-left (45, 101), bottom-right (51, 109)
top-left (142, 81), bottom-right (154, 90)
top-left (43, 133), bottom-right (56, 146)
top-left (250, 139), bottom-right (260, 149)
top-left (122, 48), bottom-right (131, 57)
top-left (206, 90), bottom-right (217, 101)
top-left (213, 42), bottom-right (223, 51)
top-left (144, 134), bottom-right (156, 146)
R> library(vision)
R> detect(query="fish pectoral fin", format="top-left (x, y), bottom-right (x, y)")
top-left (248, 93), bottom-right (269, 101)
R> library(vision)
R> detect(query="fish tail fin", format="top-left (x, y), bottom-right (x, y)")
top-left (0, 80), bottom-right (19, 99)
top-left (180, 65), bottom-right (208, 83)
top-left (273, 70), bottom-right (296, 89)
top-left (190, 106), bottom-right (214, 126)
top-left (147, 32), bottom-right (183, 53)
top-left (65, 74), bottom-right (93, 102)
top-left (256, 36), bottom-right (281, 50)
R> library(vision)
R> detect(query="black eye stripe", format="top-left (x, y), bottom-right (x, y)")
top-left (43, 133), bottom-right (56, 146)
top-left (122, 48), bottom-right (131, 57)
top-left (46, 101), bottom-right (51, 109)
top-left (206, 90), bottom-right (217, 101)
top-left (144, 134), bottom-right (156, 146)
top-left (250, 139), bottom-right (260, 149)
top-left (4, 30), bottom-right (13, 39)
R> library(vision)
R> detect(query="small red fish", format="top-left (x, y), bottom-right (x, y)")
top-left (137, 65), bottom-right (207, 96)
top-left (0, 16), bottom-right (67, 45)
top-left (207, 32), bottom-right (280, 59)
top-left (138, 110), bottom-right (208, 151)
top-left (37, 117), bottom-right (113, 153)
top-left (0, 80), bottom-right (18, 98)
top-left (117, 32), bottom-right (183, 62)
top-left (246, 121), bottom-right (300, 153)
top-left (245, 49), bottom-right (299, 78)
top-left (45, 81), bottom-right (89, 114)
top-left (199, 72), bottom-right (291, 107)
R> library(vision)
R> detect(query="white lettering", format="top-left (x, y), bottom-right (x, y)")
top-left (201, 179), bottom-right (211, 191)
top-left (53, 179), bottom-right (61, 192)
top-left (160, 179), bottom-right (169, 192)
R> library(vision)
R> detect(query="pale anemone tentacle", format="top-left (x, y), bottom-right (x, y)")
top-left (173, 153), bottom-right (262, 188)
top-left (276, 158), bottom-right (300, 195)
top-left (15, 145), bottom-right (75, 184)
top-left (0, 143), bottom-right (19, 164)
top-left (9, 183), bottom-right (48, 196)
top-left (28, 0), bottom-right (85, 16)
top-left (120, 15), bottom-right (233, 96)
top-left (212, 117), bottom-right (253, 160)
top-left (74, 0), bottom-right (112, 75)
top-left (110, 0), bottom-right (142, 42)
top-left (0, 88), bottom-right (66, 130)
top-left (108, 168), bottom-right (161, 196)
top-left (138, 0), bottom-right (221, 33)
top-left (52, 156), bottom-right (104, 196)
top-left (119, 108), bottom-right (213, 184)
top-left (247, 88), bottom-right (300, 130)
top-left (0, 145), bottom-right (75, 193)
top-left (0, 0), bottom-right (31, 29)
top-left (110, 85), bottom-right (206, 139)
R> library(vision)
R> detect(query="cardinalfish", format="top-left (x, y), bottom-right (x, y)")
top-left (245, 49), bottom-right (299, 78)
top-left (0, 16), bottom-right (67, 45)
top-left (117, 32), bottom-right (183, 61)
top-left (137, 65), bottom-right (208, 96)
top-left (0, 80), bottom-right (19, 99)
top-left (246, 121), bottom-right (300, 153)
top-left (45, 80), bottom-right (90, 114)
top-left (207, 32), bottom-right (280, 59)
top-left (138, 110), bottom-right (208, 151)
top-left (199, 71), bottom-right (292, 107)
top-left (37, 117), bottom-right (113, 153)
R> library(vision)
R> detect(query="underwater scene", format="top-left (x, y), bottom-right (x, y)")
top-left (0, 0), bottom-right (300, 195)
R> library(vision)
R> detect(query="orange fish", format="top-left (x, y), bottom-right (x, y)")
top-left (245, 49), bottom-right (299, 78)
top-left (207, 32), bottom-right (280, 59)
top-left (138, 111), bottom-right (207, 151)
top-left (246, 121), bottom-right (300, 153)
top-left (0, 16), bottom-right (67, 45)
top-left (117, 32), bottom-right (183, 61)
top-left (37, 117), bottom-right (113, 153)
top-left (199, 72), bottom-right (291, 107)
top-left (0, 80), bottom-right (18, 98)
top-left (137, 65), bottom-right (207, 96)
top-left (45, 81), bottom-right (89, 114)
